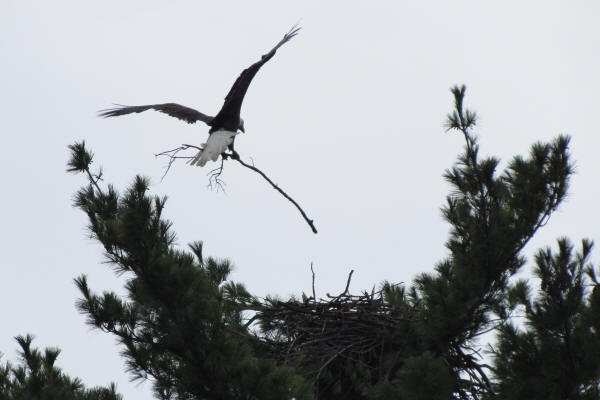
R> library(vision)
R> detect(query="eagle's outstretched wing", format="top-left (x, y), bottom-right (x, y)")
top-left (98, 103), bottom-right (214, 125)
top-left (210, 24), bottom-right (301, 129)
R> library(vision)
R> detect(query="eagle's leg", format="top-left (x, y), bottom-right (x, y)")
top-left (220, 151), bottom-right (239, 161)
top-left (227, 140), bottom-right (240, 160)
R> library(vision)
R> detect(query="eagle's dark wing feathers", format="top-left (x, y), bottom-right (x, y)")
top-left (210, 25), bottom-right (300, 128)
top-left (98, 103), bottom-right (214, 125)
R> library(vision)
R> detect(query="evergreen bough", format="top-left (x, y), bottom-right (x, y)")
top-left (0, 335), bottom-right (121, 400)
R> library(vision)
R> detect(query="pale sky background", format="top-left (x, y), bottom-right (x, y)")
top-left (1, 1), bottom-right (599, 398)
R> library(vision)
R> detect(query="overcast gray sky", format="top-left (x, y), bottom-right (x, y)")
top-left (2, 1), bottom-right (599, 398)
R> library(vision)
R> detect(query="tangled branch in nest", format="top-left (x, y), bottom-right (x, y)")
top-left (155, 144), bottom-right (317, 233)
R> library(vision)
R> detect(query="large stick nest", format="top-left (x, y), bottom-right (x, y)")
top-left (255, 273), bottom-right (415, 371)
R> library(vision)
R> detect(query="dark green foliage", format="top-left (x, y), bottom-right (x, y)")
top-left (490, 239), bottom-right (600, 400)
top-left (367, 85), bottom-right (575, 399)
top-left (67, 141), bottom-right (309, 400)
top-left (364, 351), bottom-right (454, 400)
top-left (64, 86), bottom-right (599, 399)
top-left (0, 335), bottom-right (121, 400)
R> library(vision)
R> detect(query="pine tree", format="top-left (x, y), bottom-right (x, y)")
top-left (65, 86), bottom-right (599, 399)
top-left (490, 238), bottom-right (600, 400)
top-left (66, 145), bottom-right (310, 400)
top-left (0, 335), bottom-right (121, 400)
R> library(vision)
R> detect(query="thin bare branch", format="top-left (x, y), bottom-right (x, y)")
top-left (154, 144), bottom-right (318, 233)
top-left (207, 158), bottom-right (226, 193)
top-left (155, 145), bottom-right (194, 181)
top-left (234, 157), bottom-right (317, 234)
top-left (311, 262), bottom-right (317, 303)
top-left (343, 270), bottom-right (354, 295)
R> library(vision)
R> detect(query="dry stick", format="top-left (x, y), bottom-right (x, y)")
top-left (234, 157), bottom-right (318, 234)
top-left (326, 270), bottom-right (355, 299)
top-left (343, 270), bottom-right (354, 295)
top-left (155, 145), bottom-right (318, 234)
top-left (207, 158), bottom-right (226, 192)
top-left (155, 144), bottom-right (201, 181)
top-left (310, 262), bottom-right (317, 303)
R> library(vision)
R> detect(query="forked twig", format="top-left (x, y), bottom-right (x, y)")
top-left (155, 144), bottom-right (199, 181)
top-left (207, 158), bottom-right (226, 192)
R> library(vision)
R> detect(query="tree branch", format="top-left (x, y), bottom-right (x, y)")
top-left (311, 262), bottom-right (317, 303)
top-left (207, 158), bottom-right (226, 192)
top-left (343, 270), bottom-right (354, 295)
top-left (154, 144), bottom-right (200, 182)
top-left (154, 145), bottom-right (318, 234)
top-left (234, 157), bottom-right (317, 234)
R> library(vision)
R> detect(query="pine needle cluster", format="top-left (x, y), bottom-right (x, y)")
top-left (0, 335), bottom-right (121, 400)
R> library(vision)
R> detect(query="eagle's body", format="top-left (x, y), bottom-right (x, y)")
top-left (99, 25), bottom-right (300, 166)
top-left (189, 129), bottom-right (239, 167)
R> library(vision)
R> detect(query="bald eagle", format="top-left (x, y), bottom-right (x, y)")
top-left (99, 25), bottom-right (300, 166)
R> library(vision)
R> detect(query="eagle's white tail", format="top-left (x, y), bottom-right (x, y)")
top-left (188, 130), bottom-right (239, 167)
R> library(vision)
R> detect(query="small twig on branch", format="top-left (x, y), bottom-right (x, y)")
top-left (310, 262), bottom-right (316, 303)
top-left (155, 144), bottom-right (199, 181)
top-left (235, 157), bottom-right (318, 234)
top-left (85, 167), bottom-right (104, 196)
top-left (207, 158), bottom-right (226, 192)
top-left (343, 270), bottom-right (355, 295)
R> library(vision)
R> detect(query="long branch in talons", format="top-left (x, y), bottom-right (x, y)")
top-left (154, 146), bottom-right (318, 234)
